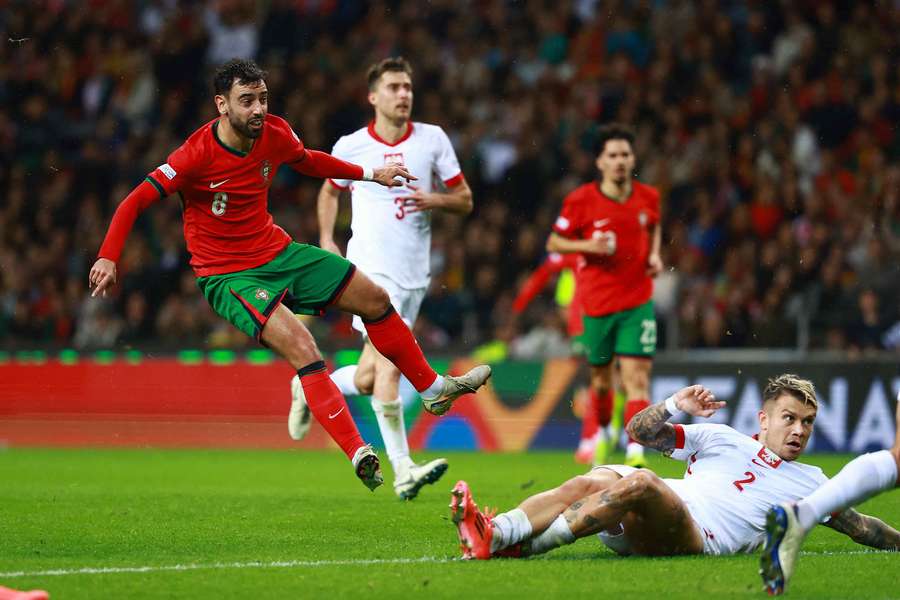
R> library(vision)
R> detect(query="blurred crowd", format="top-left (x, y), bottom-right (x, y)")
top-left (2, 0), bottom-right (900, 356)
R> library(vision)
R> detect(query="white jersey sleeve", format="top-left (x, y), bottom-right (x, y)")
top-left (433, 126), bottom-right (463, 186)
top-left (327, 135), bottom-right (353, 190)
top-left (669, 423), bottom-right (734, 461)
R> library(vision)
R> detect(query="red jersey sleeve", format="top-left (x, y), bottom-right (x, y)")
top-left (147, 143), bottom-right (200, 196)
top-left (267, 115), bottom-right (307, 163)
top-left (552, 193), bottom-right (583, 238)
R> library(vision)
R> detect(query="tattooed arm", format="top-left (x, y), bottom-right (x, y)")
top-left (625, 402), bottom-right (679, 454)
top-left (825, 508), bottom-right (900, 550)
top-left (625, 385), bottom-right (724, 455)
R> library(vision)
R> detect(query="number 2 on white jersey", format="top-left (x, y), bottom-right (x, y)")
top-left (732, 471), bottom-right (756, 492)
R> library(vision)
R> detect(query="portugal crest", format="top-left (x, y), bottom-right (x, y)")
top-left (255, 288), bottom-right (270, 301)
top-left (260, 160), bottom-right (271, 184)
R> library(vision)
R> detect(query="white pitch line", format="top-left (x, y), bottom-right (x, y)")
top-left (0, 550), bottom-right (886, 579)
top-left (0, 556), bottom-right (453, 579)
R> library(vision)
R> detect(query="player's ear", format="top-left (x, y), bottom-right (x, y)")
top-left (214, 94), bottom-right (227, 116)
top-left (758, 409), bottom-right (768, 432)
top-left (367, 90), bottom-right (377, 107)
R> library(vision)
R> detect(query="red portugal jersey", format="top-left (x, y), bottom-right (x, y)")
top-left (145, 114), bottom-right (306, 276)
top-left (552, 180), bottom-right (660, 317)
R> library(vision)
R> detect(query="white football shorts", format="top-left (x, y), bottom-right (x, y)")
top-left (352, 272), bottom-right (427, 335)
top-left (590, 464), bottom-right (722, 556)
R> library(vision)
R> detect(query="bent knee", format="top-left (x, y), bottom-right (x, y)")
top-left (360, 286), bottom-right (392, 320)
top-left (624, 469), bottom-right (663, 495)
top-left (557, 475), bottom-right (599, 500)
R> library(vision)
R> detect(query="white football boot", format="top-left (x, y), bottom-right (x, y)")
top-left (352, 444), bottom-right (384, 491)
top-left (288, 375), bottom-right (312, 441)
top-left (394, 458), bottom-right (449, 500)
top-left (422, 365), bottom-right (492, 416)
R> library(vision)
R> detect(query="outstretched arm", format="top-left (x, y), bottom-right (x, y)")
top-left (90, 179), bottom-right (163, 297)
top-left (289, 149), bottom-right (416, 188)
top-left (826, 508), bottom-right (900, 550)
top-left (626, 385), bottom-right (724, 455)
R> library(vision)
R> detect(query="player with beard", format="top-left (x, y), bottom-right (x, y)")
top-left (88, 59), bottom-right (491, 492)
top-left (546, 124), bottom-right (663, 468)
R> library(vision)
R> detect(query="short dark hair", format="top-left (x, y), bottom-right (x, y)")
top-left (594, 123), bottom-right (636, 155)
top-left (214, 59), bottom-right (267, 96)
top-left (367, 57), bottom-right (413, 90)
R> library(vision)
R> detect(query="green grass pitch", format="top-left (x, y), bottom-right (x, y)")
top-left (0, 449), bottom-right (897, 599)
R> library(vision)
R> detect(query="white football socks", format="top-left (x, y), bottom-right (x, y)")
top-left (796, 450), bottom-right (898, 531)
top-left (625, 442), bottom-right (644, 459)
top-left (526, 514), bottom-right (575, 555)
top-left (330, 365), bottom-right (360, 396)
top-left (490, 508), bottom-right (533, 553)
top-left (371, 397), bottom-right (414, 474)
top-left (420, 374), bottom-right (445, 400)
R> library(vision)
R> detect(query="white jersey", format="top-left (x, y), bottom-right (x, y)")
top-left (665, 424), bottom-right (828, 555)
top-left (329, 122), bottom-right (463, 289)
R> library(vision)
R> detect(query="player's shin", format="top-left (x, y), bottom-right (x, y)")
top-left (298, 361), bottom-right (366, 459)
top-left (371, 397), bottom-right (413, 474)
top-left (363, 307), bottom-right (442, 393)
top-left (523, 515), bottom-right (575, 556)
top-left (795, 450), bottom-right (899, 531)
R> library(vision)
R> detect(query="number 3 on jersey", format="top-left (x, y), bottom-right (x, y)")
top-left (212, 192), bottom-right (228, 217)
top-left (394, 197), bottom-right (407, 220)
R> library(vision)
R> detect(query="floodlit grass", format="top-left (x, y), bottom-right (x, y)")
top-left (0, 449), bottom-right (897, 599)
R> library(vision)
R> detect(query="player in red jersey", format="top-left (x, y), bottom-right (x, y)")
top-left (88, 59), bottom-right (490, 491)
top-left (546, 123), bottom-right (663, 468)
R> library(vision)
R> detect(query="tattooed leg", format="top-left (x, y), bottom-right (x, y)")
top-left (516, 470), bottom-right (620, 535)
top-left (559, 469), bottom-right (703, 556)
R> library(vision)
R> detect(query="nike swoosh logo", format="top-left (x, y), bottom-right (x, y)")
top-left (594, 219), bottom-right (610, 227)
top-left (751, 458), bottom-right (768, 469)
top-left (328, 407), bottom-right (345, 419)
top-left (210, 179), bottom-right (229, 188)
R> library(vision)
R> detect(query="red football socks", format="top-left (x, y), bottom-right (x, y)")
top-left (298, 362), bottom-right (365, 459)
top-left (363, 307), bottom-right (438, 392)
top-left (624, 398), bottom-right (650, 443)
top-left (579, 389), bottom-right (599, 441)
top-left (597, 389), bottom-right (614, 428)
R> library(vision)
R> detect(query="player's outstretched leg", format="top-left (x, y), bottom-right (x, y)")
top-left (760, 503), bottom-right (804, 596)
top-left (335, 272), bottom-right (491, 415)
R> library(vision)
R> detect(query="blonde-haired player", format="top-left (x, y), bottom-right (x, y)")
top-left (449, 375), bottom-right (900, 561)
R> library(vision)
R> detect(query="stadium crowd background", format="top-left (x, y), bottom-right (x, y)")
top-left (2, 0), bottom-right (900, 356)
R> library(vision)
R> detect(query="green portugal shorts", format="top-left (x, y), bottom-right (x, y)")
top-left (581, 300), bottom-right (657, 366)
top-left (196, 242), bottom-right (355, 340)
